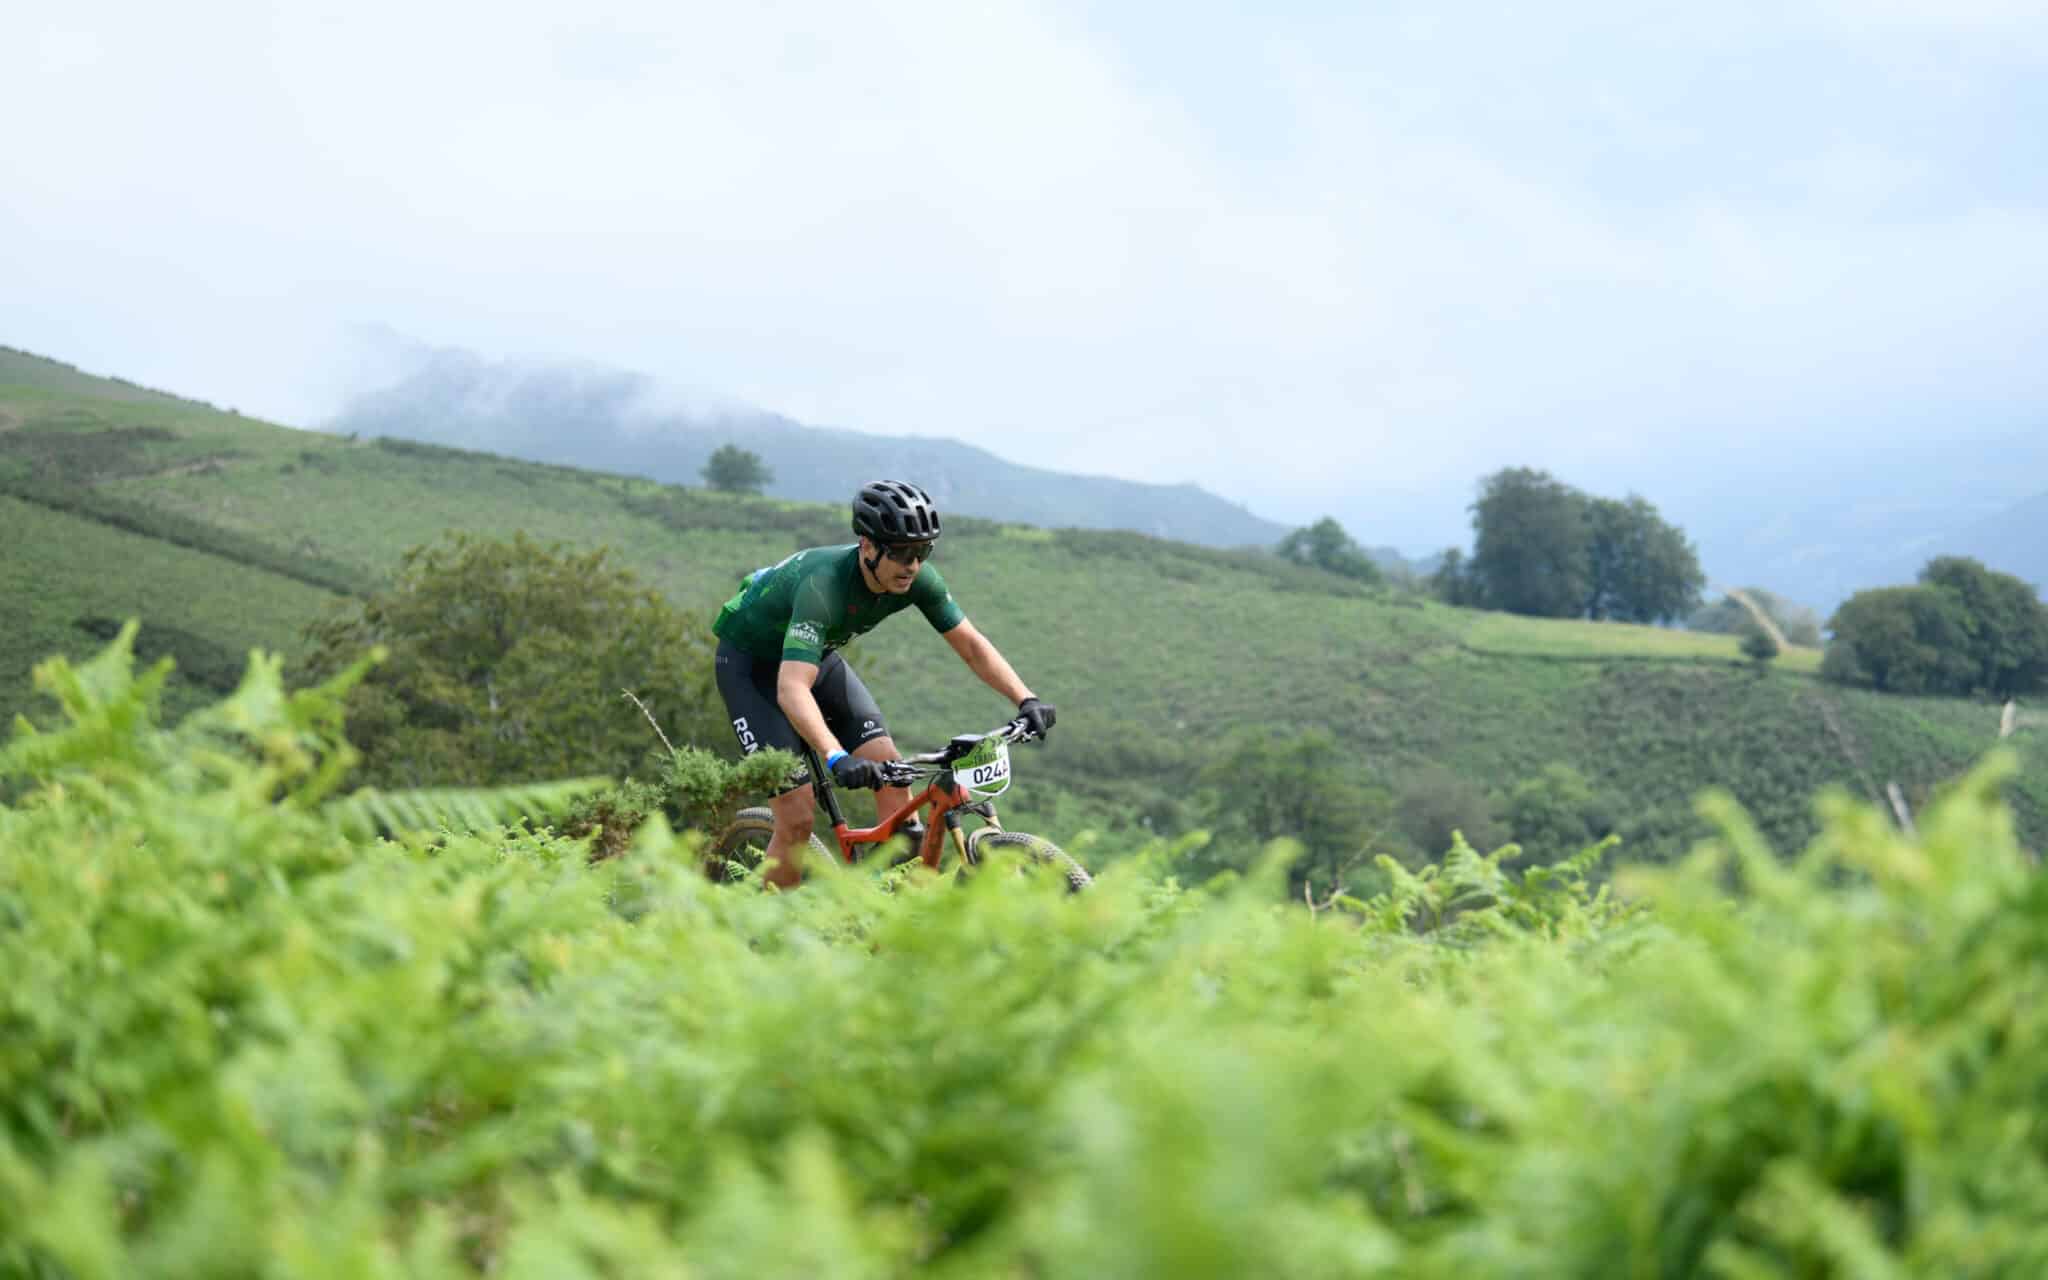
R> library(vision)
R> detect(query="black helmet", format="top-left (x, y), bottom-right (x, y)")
top-left (851, 480), bottom-right (942, 543)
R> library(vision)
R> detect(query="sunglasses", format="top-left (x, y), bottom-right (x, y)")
top-left (881, 541), bottom-right (936, 565)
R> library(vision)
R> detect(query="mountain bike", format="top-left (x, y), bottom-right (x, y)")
top-left (709, 719), bottom-right (1091, 891)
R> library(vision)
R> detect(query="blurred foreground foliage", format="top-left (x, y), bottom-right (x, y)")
top-left (6, 630), bottom-right (2048, 1277)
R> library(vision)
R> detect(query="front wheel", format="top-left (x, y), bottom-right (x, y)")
top-left (962, 829), bottom-right (1092, 893)
top-left (706, 806), bottom-right (829, 882)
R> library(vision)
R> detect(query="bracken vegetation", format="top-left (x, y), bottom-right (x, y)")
top-left (6, 632), bottom-right (2048, 1275)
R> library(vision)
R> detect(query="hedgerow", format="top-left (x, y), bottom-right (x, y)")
top-left (4, 632), bottom-right (2048, 1275)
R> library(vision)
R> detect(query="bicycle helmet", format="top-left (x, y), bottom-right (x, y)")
top-left (851, 480), bottom-right (942, 544)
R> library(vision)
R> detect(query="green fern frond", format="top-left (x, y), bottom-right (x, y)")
top-left (177, 645), bottom-right (381, 806)
top-left (0, 622), bottom-right (173, 782)
top-left (322, 777), bottom-right (608, 840)
top-left (1558, 834), bottom-right (1619, 879)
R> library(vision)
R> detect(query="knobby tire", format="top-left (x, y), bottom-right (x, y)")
top-left (962, 828), bottom-right (1092, 893)
top-left (707, 806), bottom-right (828, 882)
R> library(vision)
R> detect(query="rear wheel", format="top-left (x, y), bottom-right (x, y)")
top-left (706, 807), bottom-right (828, 882)
top-left (962, 829), bottom-right (1092, 893)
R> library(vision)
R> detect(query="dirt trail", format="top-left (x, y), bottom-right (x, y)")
top-left (0, 408), bottom-right (21, 432)
top-left (1717, 585), bottom-right (1793, 650)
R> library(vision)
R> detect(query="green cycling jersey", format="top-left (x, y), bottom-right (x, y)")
top-left (713, 544), bottom-right (966, 664)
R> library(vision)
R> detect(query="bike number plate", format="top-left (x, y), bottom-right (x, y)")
top-left (959, 741), bottom-right (1012, 799)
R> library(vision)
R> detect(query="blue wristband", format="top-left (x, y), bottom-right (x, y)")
top-left (825, 749), bottom-right (848, 769)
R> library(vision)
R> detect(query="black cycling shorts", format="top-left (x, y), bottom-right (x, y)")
top-left (714, 641), bottom-right (890, 788)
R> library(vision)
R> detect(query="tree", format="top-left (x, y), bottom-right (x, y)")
top-left (1581, 495), bottom-right (1705, 624)
top-left (1468, 468), bottom-right (1591, 619)
top-left (1917, 556), bottom-right (2048, 697)
top-left (702, 444), bottom-right (773, 495)
top-left (1824, 559), bottom-right (2048, 698)
top-left (1277, 516), bottom-right (1383, 585)
top-left (1822, 586), bottom-right (1975, 695)
top-left (1740, 621), bottom-right (1780, 669)
top-left (301, 533), bottom-right (723, 788)
top-left (1429, 547), bottom-right (1484, 608)
top-left (1189, 728), bottom-right (1394, 895)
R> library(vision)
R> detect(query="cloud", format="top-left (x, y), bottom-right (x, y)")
top-left (2, 0), bottom-right (2043, 550)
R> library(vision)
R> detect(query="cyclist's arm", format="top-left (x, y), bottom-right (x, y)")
top-left (775, 575), bottom-right (850, 761)
top-left (776, 660), bottom-right (848, 760)
top-left (942, 620), bottom-right (1034, 705)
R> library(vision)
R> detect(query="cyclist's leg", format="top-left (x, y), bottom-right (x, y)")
top-left (763, 785), bottom-right (814, 889)
top-left (715, 642), bottom-right (818, 886)
top-left (815, 655), bottom-right (907, 821)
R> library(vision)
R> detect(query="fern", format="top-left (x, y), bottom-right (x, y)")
top-left (0, 621), bottom-right (173, 782)
top-left (13, 624), bottom-right (2048, 1276)
top-left (322, 778), bottom-right (607, 840)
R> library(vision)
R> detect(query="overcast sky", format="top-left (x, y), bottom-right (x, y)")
top-left (6, 0), bottom-right (2045, 547)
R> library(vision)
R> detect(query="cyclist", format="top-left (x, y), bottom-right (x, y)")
top-left (711, 479), bottom-right (1056, 888)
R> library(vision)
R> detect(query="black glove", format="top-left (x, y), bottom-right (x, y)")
top-left (1017, 697), bottom-right (1056, 739)
top-left (829, 752), bottom-right (883, 790)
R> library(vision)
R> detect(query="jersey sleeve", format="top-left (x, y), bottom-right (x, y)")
top-left (781, 576), bottom-right (834, 663)
top-left (911, 566), bottom-right (967, 634)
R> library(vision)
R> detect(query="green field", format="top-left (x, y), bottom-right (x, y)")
top-left (6, 348), bottom-right (2042, 866)
top-left (1465, 610), bottom-right (1825, 673)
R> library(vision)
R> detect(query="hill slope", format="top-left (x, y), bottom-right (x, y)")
top-left (326, 344), bottom-right (1291, 549)
top-left (6, 346), bottom-right (2042, 863)
top-left (0, 346), bottom-right (193, 406)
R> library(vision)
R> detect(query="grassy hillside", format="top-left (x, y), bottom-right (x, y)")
top-left (0, 496), bottom-right (342, 723)
top-left (0, 346), bottom-right (192, 405)
top-left (6, 347), bottom-right (2042, 864)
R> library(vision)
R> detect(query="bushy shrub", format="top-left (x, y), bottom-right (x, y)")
top-left (1740, 621), bottom-right (1781, 668)
top-left (1500, 762), bottom-right (1613, 865)
top-left (300, 532), bottom-right (723, 788)
top-left (1397, 764), bottom-right (1505, 859)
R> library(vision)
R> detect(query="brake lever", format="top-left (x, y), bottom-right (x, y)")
top-left (878, 760), bottom-right (922, 787)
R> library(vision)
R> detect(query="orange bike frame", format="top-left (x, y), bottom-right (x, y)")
top-left (805, 746), bottom-right (977, 870)
top-left (832, 778), bottom-right (975, 869)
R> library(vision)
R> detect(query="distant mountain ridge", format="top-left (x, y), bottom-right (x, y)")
top-left (1939, 490), bottom-right (2048, 595)
top-left (329, 345), bottom-right (1292, 550)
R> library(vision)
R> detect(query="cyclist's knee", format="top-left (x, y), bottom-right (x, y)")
top-left (855, 736), bottom-right (899, 762)
top-left (772, 784), bottom-right (813, 829)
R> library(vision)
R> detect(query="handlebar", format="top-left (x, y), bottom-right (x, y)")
top-left (840, 719), bottom-right (1041, 790)
top-left (899, 718), bottom-right (1039, 765)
